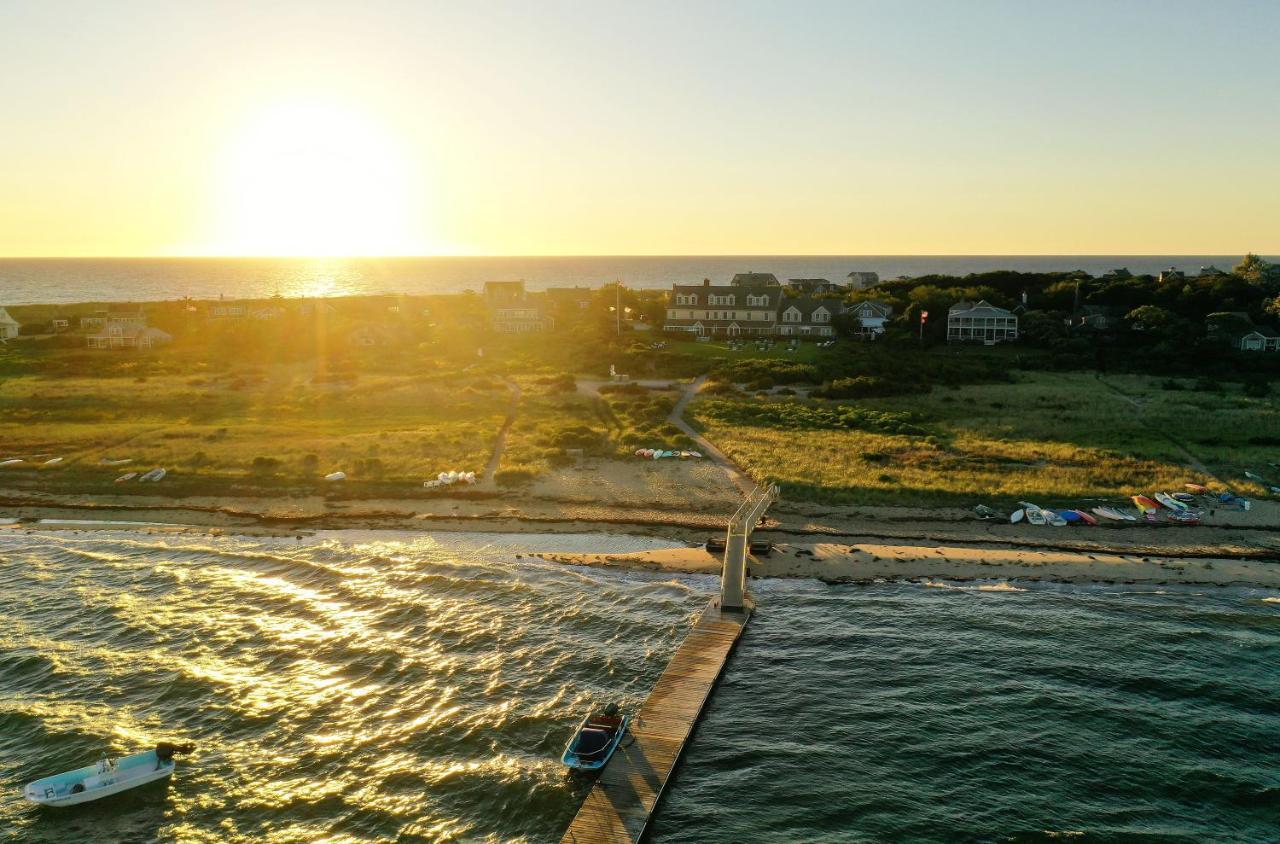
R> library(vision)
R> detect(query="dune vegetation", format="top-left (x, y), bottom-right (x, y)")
top-left (687, 372), bottom-right (1278, 506)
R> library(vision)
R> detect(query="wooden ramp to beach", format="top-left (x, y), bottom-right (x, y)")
top-left (561, 597), bottom-right (751, 843)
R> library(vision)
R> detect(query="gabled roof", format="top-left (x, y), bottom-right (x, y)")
top-left (948, 299), bottom-right (1015, 318)
top-left (671, 284), bottom-right (781, 306)
top-left (780, 296), bottom-right (836, 319)
top-left (0, 307), bottom-right (19, 326)
top-left (730, 272), bottom-right (780, 287)
top-left (1242, 325), bottom-right (1280, 339)
top-left (846, 300), bottom-right (894, 318)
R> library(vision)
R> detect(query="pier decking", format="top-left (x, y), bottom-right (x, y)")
top-left (560, 597), bottom-right (751, 843)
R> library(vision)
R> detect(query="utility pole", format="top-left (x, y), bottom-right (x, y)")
top-left (615, 279), bottom-right (622, 336)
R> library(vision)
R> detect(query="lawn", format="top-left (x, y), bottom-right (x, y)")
top-left (687, 372), bottom-right (1278, 506)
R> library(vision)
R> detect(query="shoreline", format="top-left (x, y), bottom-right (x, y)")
top-left (5, 494), bottom-right (1279, 589)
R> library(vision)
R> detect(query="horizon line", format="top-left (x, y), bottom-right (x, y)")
top-left (0, 252), bottom-right (1272, 261)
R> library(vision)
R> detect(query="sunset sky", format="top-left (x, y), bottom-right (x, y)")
top-left (2, 1), bottom-right (1278, 257)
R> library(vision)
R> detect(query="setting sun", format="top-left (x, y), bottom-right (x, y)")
top-left (214, 101), bottom-right (418, 257)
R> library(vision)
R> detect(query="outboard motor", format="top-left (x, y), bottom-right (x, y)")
top-left (155, 742), bottom-right (196, 763)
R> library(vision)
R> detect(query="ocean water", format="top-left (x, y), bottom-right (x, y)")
top-left (0, 255), bottom-right (1268, 306)
top-left (1, 530), bottom-right (1277, 842)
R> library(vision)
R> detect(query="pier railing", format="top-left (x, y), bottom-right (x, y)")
top-left (721, 483), bottom-right (778, 610)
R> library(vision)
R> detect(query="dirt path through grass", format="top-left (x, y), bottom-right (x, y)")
top-left (669, 375), bottom-right (756, 496)
top-left (481, 378), bottom-right (521, 487)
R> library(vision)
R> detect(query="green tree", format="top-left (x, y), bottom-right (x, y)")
top-left (1234, 253), bottom-right (1274, 284)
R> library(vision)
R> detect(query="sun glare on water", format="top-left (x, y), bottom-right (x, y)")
top-left (216, 101), bottom-right (419, 257)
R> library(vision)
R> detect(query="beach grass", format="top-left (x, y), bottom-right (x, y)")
top-left (0, 366), bottom-right (507, 490)
top-left (688, 371), bottom-right (1278, 506)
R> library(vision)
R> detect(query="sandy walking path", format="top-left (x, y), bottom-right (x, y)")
top-left (481, 378), bottom-right (522, 487)
top-left (667, 375), bottom-right (756, 496)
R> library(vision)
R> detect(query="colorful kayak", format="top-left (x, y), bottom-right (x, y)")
top-left (1184, 483), bottom-right (1209, 494)
top-left (24, 743), bottom-right (194, 807)
top-left (1165, 510), bottom-right (1201, 525)
top-left (1154, 492), bottom-right (1187, 511)
top-left (1056, 509), bottom-right (1082, 524)
top-left (1131, 495), bottom-right (1158, 513)
top-left (1072, 509), bottom-right (1098, 525)
top-left (1092, 506), bottom-right (1137, 522)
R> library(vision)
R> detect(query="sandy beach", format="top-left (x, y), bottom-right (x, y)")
top-left (4, 458), bottom-right (1278, 589)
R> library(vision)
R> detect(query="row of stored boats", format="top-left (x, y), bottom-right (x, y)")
top-left (1000, 483), bottom-right (1250, 527)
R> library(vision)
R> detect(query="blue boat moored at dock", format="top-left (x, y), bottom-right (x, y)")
top-left (562, 705), bottom-right (629, 771)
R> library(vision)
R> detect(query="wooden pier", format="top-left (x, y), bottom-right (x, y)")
top-left (560, 597), bottom-right (752, 843)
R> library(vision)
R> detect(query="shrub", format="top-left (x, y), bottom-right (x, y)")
top-left (694, 399), bottom-right (927, 436)
top-left (811, 376), bottom-right (924, 400)
top-left (251, 456), bottom-right (281, 475)
top-left (495, 468), bottom-right (536, 486)
top-left (1242, 380), bottom-right (1270, 398)
top-left (1161, 378), bottom-right (1185, 391)
top-left (1193, 377), bottom-right (1222, 393)
top-left (539, 372), bottom-right (576, 393)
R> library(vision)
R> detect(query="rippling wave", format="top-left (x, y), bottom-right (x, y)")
top-left (0, 530), bottom-right (705, 842)
top-left (3, 532), bottom-right (1278, 842)
top-left (653, 578), bottom-right (1280, 843)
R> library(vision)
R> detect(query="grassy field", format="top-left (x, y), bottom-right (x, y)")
top-left (688, 372), bottom-right (1279, 506)
top-left (0, 364), bottom-right (508, 494)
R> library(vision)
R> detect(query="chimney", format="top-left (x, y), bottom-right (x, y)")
top-left (703, 278), bottom-right (711, 287)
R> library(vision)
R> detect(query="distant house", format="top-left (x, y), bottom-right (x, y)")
top-left (844, 300), bottom-right (894, 339)
top-left (86, 325), bottom-right (172, 350)
top-left (250, 306), bottom-right (285, 321)
top-left (80, 311), bottom-right (107, 330)
top-left (786, 278), bottom-right (843, 295)
top-left (484, 280), bottom-right (553, 333)
top-left (777, 296), bottom-right (836, 338)
top-left (81, 304), bottom-right (146, 330)
top-left (1198, 265), bottom-right (1228, 278)
top-left (210, 301), bottom-right (247, 318)
top-left (1102, 268), bottom-right (1133, 279)
top-left (947, 300), bottom-right (1018, 343)
top-left (1158, 267), bottom-right (1186, 284)
top-left (1234, 326), bottom-right (1280, 352)
top-left (665, 279), bottom-right (781, 337)
top-left (544, 286), bottom-right (594, 319)
top-left (847, 271), bottom-right (880, 289)
top-left (729, 272), bottom-right (781, 288)
top-left (0, 307), bottom-right (21, 340)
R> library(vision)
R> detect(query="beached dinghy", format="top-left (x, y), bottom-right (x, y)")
top-left (0, 458), bottom-right (23, 467)
top-left (24, 743), bottom-right (194, 807)
top-left (1184, 483), bottom-right (1209, 495)
top-left (1018, 502), bottom-right (1046, 526)
top-left (1043, 510), bottom-right (1068, 527)
top-left (138, 467), bottom-right (166, 483)
top-left (115, 472), bottom-right (138, 483)
top-left (561, 704), bottom-right (629, 772)
top-left (1009, 509), bottom-right (1025, 524)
